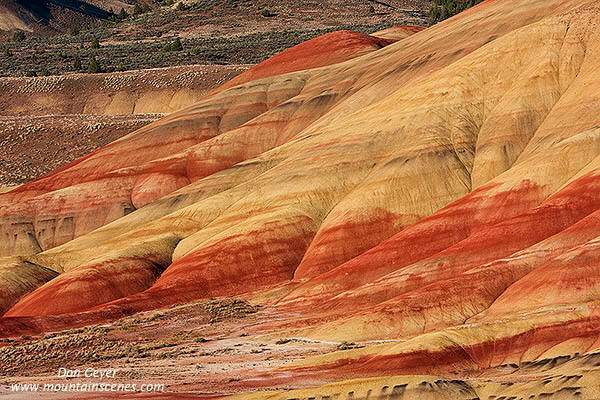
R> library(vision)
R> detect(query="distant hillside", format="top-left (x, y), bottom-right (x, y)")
top-left (0, 0), bottom-right (136, 34)
top-left (0, 0), bottom-right (429, 77)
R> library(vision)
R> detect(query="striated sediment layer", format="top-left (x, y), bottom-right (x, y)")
top-left (2, 0), bottom-right (600, 396)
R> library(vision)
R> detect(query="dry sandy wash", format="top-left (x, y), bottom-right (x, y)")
top-left (2, 0), bottom-right (600, 397)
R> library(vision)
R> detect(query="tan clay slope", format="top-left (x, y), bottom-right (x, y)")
top-left (0, 0), bottom-right (566, 261)
top-left (371, 24), bottom-right (425, 40)
top-left (0, 27), bottom-right (418, 259)
top-left (2, 2), bottom-right (600, 394)
top-left (0, 64), bottom-right (249, 116)
top-left (0, 186), bottom-right (18, 194)
top-left (0, 3), bottom-right (29, 31)
top-left (0, 0), bottom-right (592, 316)
top-left (230, 351), bottom-right (600, 399)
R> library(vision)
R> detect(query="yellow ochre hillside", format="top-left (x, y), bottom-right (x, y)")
top-left (2, 0), bottom-right (600, 397)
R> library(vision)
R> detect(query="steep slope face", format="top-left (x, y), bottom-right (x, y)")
top-left (0, 0), bottom-right (115, 33)
top-left (0, 2), bottom-right (28, 31)
top-left (3, 0), bottom-right (600, 397)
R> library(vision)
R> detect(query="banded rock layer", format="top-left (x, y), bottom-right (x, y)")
top-left (3, 0), bottom-right (600, 396)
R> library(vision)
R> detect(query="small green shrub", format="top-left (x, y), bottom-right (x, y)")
top-left (172, 37), bottom-right (183, 51)
top-left (87, 56), bottom-right (102, 73)
top-left (73, 54), bottom-right (82, 70)
top-left (13, 30), bottom-right (25, 42)
top-left (429, 0), bottom-right (483, 23)
top-left (163, 37), bottom-right (183, 52)
top-left (337, 341), bottom-right (363, 351)
top-left (118, 8), bottom-right (129, 20)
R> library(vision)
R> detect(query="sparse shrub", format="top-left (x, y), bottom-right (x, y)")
top-left (12, 30), bottom-right (25, 42)
top-left (260, 9), bottom-right (274, 17)
top-left (275, 338), bottom-right (291, 345)
top-left (172, 37), bottom-right (183, 51)
top-left (337, 341), bottom-right (363, 351)
top-left (68, 26), bottom-right (80, 36)
top-left (3, 47), bottom-right (12, 57)
top-left (41, 67), bottom-right (51, 76)
top-left (369, 5), bottom-right (375, 13)
top-left (90, 37), bottom-right (100, 49)
top-left (429, 4), bottom-right (440, 22)
top-left (154, 341), bottom-right (176, 349)
top-left (118, 8), bottom-right (129, 20)
top-left (73, 54), bottom-right (82, 70)
top-left (429, 0), bottom-right (483, 23)
top-left (25, 70), bottom-right (37, 77)
top-left (133, 4), bottom-right (143, 15)
top-left (176, 2), bottom-right (185, 11)
top-left (87, 56), bottom-right (102, 73)
top-left (149, 312), bottom-right (164, 321)
top-left (163, 37), bottom-right (183, 52)
top-left (441, 3), bottom-right (449, 19)
top-left (194, 337), bottom-right (208, 343)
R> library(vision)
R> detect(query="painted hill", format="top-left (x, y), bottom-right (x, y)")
top-left (211, 29), bottom-right (409, 93)
top-left (3, 0), bottom-right (600, 397)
